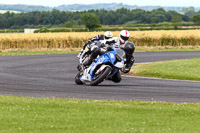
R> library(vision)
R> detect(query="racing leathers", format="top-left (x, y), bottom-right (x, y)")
top-left (78, 35), bottom-right (111, 58)
top-left (83, 37), bottom-right (135, 74)
top-left (98, 37), bottom-right (135, 72)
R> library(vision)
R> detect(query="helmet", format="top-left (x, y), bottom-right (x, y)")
top-left (123, 41), bottom-right (135, 55)
top-left (119, 30), bottom-right (130, 44)
top-left (104, 31), bottom-right (113, 39)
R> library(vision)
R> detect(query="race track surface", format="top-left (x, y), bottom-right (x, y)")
top-left (0, 51), bottom-right (200, 103)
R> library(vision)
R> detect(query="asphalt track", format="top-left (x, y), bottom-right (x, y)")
top-left (0, 51), bottom-right (200, 103)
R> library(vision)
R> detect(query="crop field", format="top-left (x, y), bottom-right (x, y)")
top-left (0, 30), bottom-right (200, 51)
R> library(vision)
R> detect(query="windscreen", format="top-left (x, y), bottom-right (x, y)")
top-left (114, 48), bottom-right (126, 59)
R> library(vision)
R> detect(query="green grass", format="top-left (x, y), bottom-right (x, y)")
top-left (0, 50), bottom-right (79, 56)
top-left (0, 96), bottom-right (200, 133)
top-left (0, 47), bottom-right (199, 56)
top-left (132, 58), bottom-right (200, 81)
top-left (0, 47), bottom-right (200, 56)
top-left (136, 48), bottom-right (200, 52)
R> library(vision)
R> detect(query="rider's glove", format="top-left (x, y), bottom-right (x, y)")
top-left (106, 46), bottom-right (113, 51)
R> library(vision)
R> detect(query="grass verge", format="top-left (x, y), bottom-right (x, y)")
top-left (0, 50), bottom-right (79, 56)
top-left (131, 58), bottom-right (200, 81)
top-left (135, 46), bottom-right (200, 52)
top-left (0, 95), bottom-right (200, 133)
top-left (0, 46), bottom-right (199, 56)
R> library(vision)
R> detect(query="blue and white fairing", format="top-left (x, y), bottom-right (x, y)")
top-left (89, 47), bottom-right (125, 80)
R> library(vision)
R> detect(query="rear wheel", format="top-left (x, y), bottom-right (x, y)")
top-left (111, 71), bottom-right (121, 83)
top-left (90, 66), bottom-right (112, 86)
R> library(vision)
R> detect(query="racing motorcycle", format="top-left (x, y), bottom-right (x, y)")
top-left (75, 45), bottom-right (126, 86)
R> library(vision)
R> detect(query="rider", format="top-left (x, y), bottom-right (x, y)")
top-left (108, 41), bottom-right (135, 83)
top-left (77, 31), bottom-right (113, 58)
top-left (83, 30), bottom-right (135, 74)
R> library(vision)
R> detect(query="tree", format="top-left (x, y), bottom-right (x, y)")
top-left (80, 13), bottom-right (101, 30)
top-left (151, 17), bottom-right (157, 27)
top-left (192, 14), bottom-right (200, 25)
top-left (171, 16), bottom-right (182, 30)
top-left (64, 19), bottom-right (76, 28)
top-left (182, 6), bottom-right (196, 17)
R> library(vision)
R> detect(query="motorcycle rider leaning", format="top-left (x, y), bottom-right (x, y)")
top-left (83, 30), bottom-right (135, 82)
top-left (108, 41), bottom-right (135, 83)
top-left (77, 31), bottom-right (113, 58)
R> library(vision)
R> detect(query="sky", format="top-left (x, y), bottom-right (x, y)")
top-left (0, 0), bottom-right (199, 7)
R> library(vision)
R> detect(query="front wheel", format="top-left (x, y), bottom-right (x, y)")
top-left (90, 66), bottom-right (112, 86)
top-left (75, 71), bottom-right (84, 85)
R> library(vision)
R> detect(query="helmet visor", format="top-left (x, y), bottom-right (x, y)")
top-left (105, 36), bottom-right (112, 39)
top-left (120, 35), bottom-right (129, 41)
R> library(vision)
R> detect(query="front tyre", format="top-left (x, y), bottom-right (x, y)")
top-left (75, 71), bottom-right (84, 85)
top-left (90, 66), bottom-right (112, 86)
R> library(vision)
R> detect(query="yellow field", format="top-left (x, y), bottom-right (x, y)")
top-left (0, 30), bottom-right (200, 51)
top-left (131, 30), bottom-right (200, 47)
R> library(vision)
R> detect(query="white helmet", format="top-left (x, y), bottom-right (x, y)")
top-left (119, 30), bottom-right (130, 44)
top-left (104, 31), bottom-right (113, 39)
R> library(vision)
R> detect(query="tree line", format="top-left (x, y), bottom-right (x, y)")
top-left (2, 4), bottom-right (200, 13)
top-left (0, 8), bottom-right (196, 29)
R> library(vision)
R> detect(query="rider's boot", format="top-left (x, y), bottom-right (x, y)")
top-left (82, 48), bottom-right (99, 67)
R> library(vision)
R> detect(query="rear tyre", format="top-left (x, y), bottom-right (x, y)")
top-left (111, 71), bottom-right (121, 83)
top-left (90, 66), bottom-right (112, 86)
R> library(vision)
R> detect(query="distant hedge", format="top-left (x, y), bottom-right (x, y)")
top-left (34, 27), bottom-right (200, 33)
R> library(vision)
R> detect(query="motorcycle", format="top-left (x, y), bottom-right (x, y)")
top-left (75, 46), bottom-right (126, 86)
